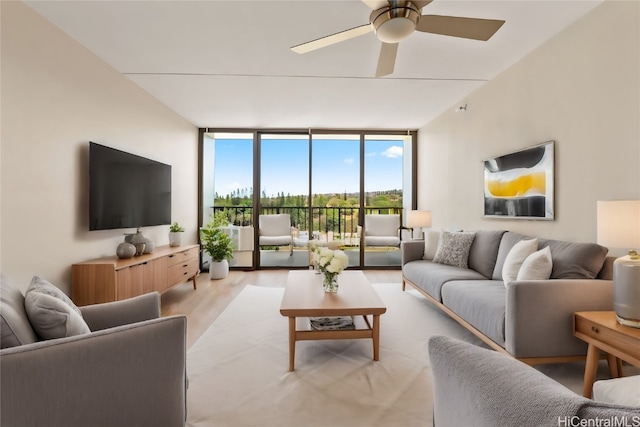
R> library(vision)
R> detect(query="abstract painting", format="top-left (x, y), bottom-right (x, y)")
top-left (483, 141), bottom-right (554, 219)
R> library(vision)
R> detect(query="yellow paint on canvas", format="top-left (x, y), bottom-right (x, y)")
top-left (487, 172), bottom-right (546, 197)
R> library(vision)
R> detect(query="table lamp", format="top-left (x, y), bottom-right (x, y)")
top-left (597, 200), bottom-right (640, 328)
top-left (406, 210), bottom-right (432, 240)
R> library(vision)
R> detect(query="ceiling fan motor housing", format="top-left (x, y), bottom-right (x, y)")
top-left (370, 1), bottom-right (420, 43)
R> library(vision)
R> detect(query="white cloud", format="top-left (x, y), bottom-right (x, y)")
top-left (382, 145), bottom-right (403, 158)
top-left (365, 151), bottom-right (377, 157)
top-left (344, 158), bottom-right (354, 165)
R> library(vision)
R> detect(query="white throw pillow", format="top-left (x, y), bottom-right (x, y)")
top-left (517, 246), bottom-right (553, 281)
top-left (502, 239), bottom-right (538, 286)
top-left (24, 276), bottom-right (90, 340)
top-left (593, 376), bottom-right (640, 407)
top-left (423, 229), bottom-right (441, 260)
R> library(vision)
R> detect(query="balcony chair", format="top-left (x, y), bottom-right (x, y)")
top-left (361, 214), bottom-right (401, 247)
top-left (258, 213), bottom-right (294, 255)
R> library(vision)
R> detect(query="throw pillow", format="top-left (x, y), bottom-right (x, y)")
top-left (24, 276), bottom-right (90, 340)
top-left (1, 273), bottom-right (38, 349)
top-left (593, 376), bottom-right (640, 407)
top-left (516, 246), bottom-right (553, 281)
top-left (422, 229), bottom-right (441, 260)
top-left (502, 239), bottom-right (538, 286)
top-left (432, 231), bottom-right (476, 269)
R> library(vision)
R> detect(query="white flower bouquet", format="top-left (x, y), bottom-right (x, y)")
top-left (313, 247), bottom-right (349, 292)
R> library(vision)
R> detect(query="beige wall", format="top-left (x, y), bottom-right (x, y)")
top-left (1, 2), bottom-right (199, 293)
top-left (417, 0), bottom-right (639, 255)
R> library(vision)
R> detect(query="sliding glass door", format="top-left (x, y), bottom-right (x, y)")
top-left (200, 129), bottom-right (416, 270)
top-left (202, 132), bottom-right (255, 269)
top-left (363, 135), bottom-right (409, 267)
top-left (311, 134), bottom-right (361, 267)
top-left (258, 133), bottom-right (310, 268)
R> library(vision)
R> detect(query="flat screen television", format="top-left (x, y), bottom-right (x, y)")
top-left (89, 142), bottom-right (171, 231)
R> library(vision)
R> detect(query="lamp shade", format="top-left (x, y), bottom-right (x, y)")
top-left (597, 200), bottom-right (640, 249)
top-left (406, 210), bottom-right (432, 229)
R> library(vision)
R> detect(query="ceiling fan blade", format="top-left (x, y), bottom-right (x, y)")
top-left (412, 1), bottom-right (433, 9)
top-left (291, 24), bottom-right (373, 54)
top-left (416, 15), bottom-right (505, 41)
top-left (361, 0), bottom-right (389, 10)
top-left (375, 42), bottom-right (398, 77)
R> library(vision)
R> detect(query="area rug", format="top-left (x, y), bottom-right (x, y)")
top-left (186, 283), bottom-right (483, 427)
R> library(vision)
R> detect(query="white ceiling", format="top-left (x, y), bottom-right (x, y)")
top-left (25, 0), bottom-right (603, 130)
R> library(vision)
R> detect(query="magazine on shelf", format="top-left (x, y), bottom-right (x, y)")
top-left (309, 316), bottom-right (355, 331)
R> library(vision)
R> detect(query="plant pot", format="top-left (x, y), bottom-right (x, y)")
top-left (169, 232), bottom-right (183, 247)
top-left (209, 259), bottom-right (229, 279)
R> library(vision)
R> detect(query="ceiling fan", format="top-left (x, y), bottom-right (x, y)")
top-left (291, 0), bottom-right (505, 77)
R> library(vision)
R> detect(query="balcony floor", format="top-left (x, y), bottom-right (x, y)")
top-left (257, 247), bottom-right (401, 268)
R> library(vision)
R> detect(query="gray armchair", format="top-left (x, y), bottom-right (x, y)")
top-left (428, 335), bottom-right (640, 427)
top-left (1, 274), bottom-right (187, 427)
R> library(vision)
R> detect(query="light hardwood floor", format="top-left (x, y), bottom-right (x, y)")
top-left (161, 269), bottom-right (402, 349)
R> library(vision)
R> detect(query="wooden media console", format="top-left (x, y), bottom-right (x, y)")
top-left (71, 244), bottom-right (199, 306)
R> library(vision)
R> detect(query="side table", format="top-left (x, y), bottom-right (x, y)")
top-left (574, 311), bottom-right (640, 398)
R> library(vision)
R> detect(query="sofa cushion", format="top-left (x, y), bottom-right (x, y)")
top-left (467, 230), bottom-right (507, 279)
top-left (597, 256), bottom-right (615, 280)
top-left (422, 229), bottom-right (441, 260)
top-left (537, 238), bottom-right (608, 279)
top-left (1, 273), bottom-right (38, 349)
top-left (502, 239), bottom-right (538, 284)
top-left (433, 231), bottom-right (476, 269)
top-left (492, 232), bottom-right (530, 280)
top-left (403, 260), bottom-right (486, 302)
top-left (24, 276), bottom-right (90, 340)
top-left (441, 280), bottom-right (506, 347)
top-left (493, 232), bottom-right (609, 280)
top-left (517, 246), bottom-right (553, 281)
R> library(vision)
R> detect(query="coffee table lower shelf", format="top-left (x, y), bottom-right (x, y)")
top-left (284, 314), bottom-right (381, 372)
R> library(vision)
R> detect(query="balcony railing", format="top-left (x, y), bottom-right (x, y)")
top-left (210, 206), bottom-right (403, 236)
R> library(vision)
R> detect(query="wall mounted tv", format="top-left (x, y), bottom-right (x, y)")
top-left (89, 142), bottom-right (171, 231)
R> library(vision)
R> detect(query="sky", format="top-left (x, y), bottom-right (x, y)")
top-left (212, 135), bottom-right (405, 197)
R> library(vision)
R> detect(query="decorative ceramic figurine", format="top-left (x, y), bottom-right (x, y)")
top-left (116, 242), bottom-right (136, 259)
top-left (130, 228), bottom-right (154, 254)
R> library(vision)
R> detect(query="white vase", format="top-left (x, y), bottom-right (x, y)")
top-left (169, 232), bottom-right (183, 247)
top-left (209, 259), bottom-right (229, 279)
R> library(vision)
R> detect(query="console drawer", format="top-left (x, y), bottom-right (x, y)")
top-left (167, 247), bottom-right (199, 267)
top-left (575, 313), bottom-right (639, 356)
top-left (168, 258), bottom-right (199, 287)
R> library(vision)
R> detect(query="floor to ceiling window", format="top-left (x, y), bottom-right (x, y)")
top-left (200, 129), bottom-right (416, 270)
top-left (312, 134), bottom-right (361, 268)
top-left (259, 133), bottom-right (310, 268)
top-left (363, 135), bottom-right (410, 267)
top-left (201, 131), bottom-right (254, 269)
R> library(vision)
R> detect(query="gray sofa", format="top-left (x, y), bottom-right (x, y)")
top-left (402, 230), bottom-right (613, 364)
top-left (428, 335), bottom-right (640, 426)
top-left (0, 273), bottom-right (187, 427)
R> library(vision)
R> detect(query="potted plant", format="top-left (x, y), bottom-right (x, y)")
top-left (200, 216), bottom-right (234, 279)
top-left (169, 222), bottom-right (185, 247)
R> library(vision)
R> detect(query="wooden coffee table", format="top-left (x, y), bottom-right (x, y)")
top-left (280, 270), bottom-right (387, 371)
